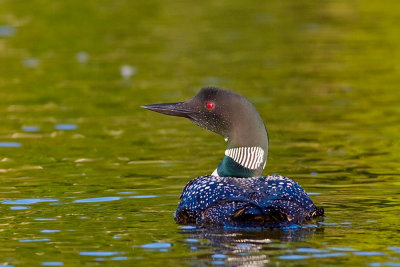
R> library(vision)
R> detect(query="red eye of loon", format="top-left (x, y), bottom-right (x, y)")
top-left (206, 101), bottom-right (215, 110)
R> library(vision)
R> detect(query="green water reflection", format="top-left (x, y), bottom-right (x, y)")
top-left (0, 0), bottom-right (399, 266)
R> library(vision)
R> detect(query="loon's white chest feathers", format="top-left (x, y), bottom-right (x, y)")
top-left (212, 146), bottom-right (265, 177)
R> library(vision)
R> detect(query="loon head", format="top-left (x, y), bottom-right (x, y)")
top-left (142, 87), bottom-right (269, 178)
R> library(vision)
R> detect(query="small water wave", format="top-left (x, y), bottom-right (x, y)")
top-left (73, 197), bottom-right (121, 203)
top-left (297, 248), bottom-right (328, 253)
top-left (236, 244), bottom-right (252, 249)
top-left (307, 192), bottom-right (321, 195)
top-left (41, 262), bottom-right (63, 266)
top-left (212, 254), bottom-right (227, 259)
top-left (0, 25), bottom-right (16, 37)
top-left (140, 242), bottom-right (172, 250)
top-left (72, 195), bottom-right (159, 203)
top-left (0, 142), bottom-right (22, 147)
top-left (353, 251), bottom-right (386, 256)
top-left (10, 206), bottom-right (30, 210)
top-left (388, 247), bottom-right (400, 253)
top-left (1, 198), bottom-right (58, 205)
top-left (369, 262), bottom-right (400, 267)
top-left (40, 230), bottom-right (60, 233)
top-left (80, 251), bottom-right (119, 256)
top-left (120, 65), bottom-right (137, 79)
top-left (23, 58), bottom-right (40, 68)
top-left (22, 126), bottom-right (40, 132)
top-left (128, 195), bottom-right (157, 199)
top-left (329, 247), bottom-right (356, 252)
top-left (19, 238), bottom-right (51, 242)
top-left (180, 225), bottom-right (197, 230)
top-left (76, 51), bottom-right (89, 63)
top-left (55, 124), bottom-right (77, 130)
top-left (318, 222), bottom-right (338, 226)
top-left (279, 255), bottom-right (309, 260)
top-left (313, 252), bottom-right (347, 258)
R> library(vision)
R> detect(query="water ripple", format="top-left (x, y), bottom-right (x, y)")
top-left (41, 262), bottom-right (63, 266)
top-left (19, 238), bottom-right (51, 242)
top-left (80, 251), bottom-right (119, 256)
top-left (279, 255), bottom-right (309, 260)
top-left (318, 222), bottom-right (338, 226)
top-left (22, 126), bottom-right (40, 132)
top-left (388, 247), bottom-right (400, 253)
top-left (353, 251), bottom-right (386, 256)
top-left (40, 230), bottom-right (60, 233)
top-left (34, 218), bottom-right (57, 221)
top-left (236, 244), bottom-right (252, 249)
top-left (128, 195), bottom-right (157, 199)
top-left (369, 263), bottom-right (400, 267)
top-left (71, 195), bottom-right (159, 203)
top-left (120, 65), bottom-right (137, 79)
top-left (212, 254), bottom-right (227, 259)
top-left (23, 58), bottom-right (40, 68)
top-left (180, 225), bottom-right (197, 230)
top-left (0, 142), bottom-right (22, 147)
top-left (329, 247), bottom-right (356, 252)
top-left (2, 198), bottom-right (58, 205)
top-left (55, 124), bottom-right (77, 130)
top-left (0, 25), bottom-right (16, 37)
top-left (297, 248), bottom-right (328, 253)
top-left (10, 206), bottom-right (30, 210)
top-left (141, 242), bottom-right (172, 249)
top-left (76, 51), bottom-right (89, 63)
top-left (73, 197), bottom-right (121, 203)
top-left (313, 252), bottom-right (347, 258)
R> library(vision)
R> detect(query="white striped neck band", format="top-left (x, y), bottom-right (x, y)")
top-left (224, 146), bottom-right (265, 170)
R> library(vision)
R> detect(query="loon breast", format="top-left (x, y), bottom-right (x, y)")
top-left (175, 175), bottom-right (323, 227)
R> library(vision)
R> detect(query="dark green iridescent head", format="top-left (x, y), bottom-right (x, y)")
top-left (142, 87), bottom-right (269, 177)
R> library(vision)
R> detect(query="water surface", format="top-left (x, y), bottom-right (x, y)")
top-left (0, 0), bottom-right (399, 266)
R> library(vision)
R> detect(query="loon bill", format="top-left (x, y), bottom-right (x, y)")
top-left (142, 87), bottom-right (324, 227)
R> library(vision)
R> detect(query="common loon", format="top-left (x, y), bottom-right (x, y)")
top-left (142, 87), bottom-right (324, 228)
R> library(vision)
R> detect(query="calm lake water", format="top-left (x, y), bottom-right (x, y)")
top-left (1, 0), bottom-right (399, 266)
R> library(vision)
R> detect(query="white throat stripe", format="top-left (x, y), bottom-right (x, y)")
top-left (225, 147), bottom-right (264, 170)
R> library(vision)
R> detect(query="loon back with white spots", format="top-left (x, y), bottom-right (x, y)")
top-left (142, 87), bottom-right (324, 227)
